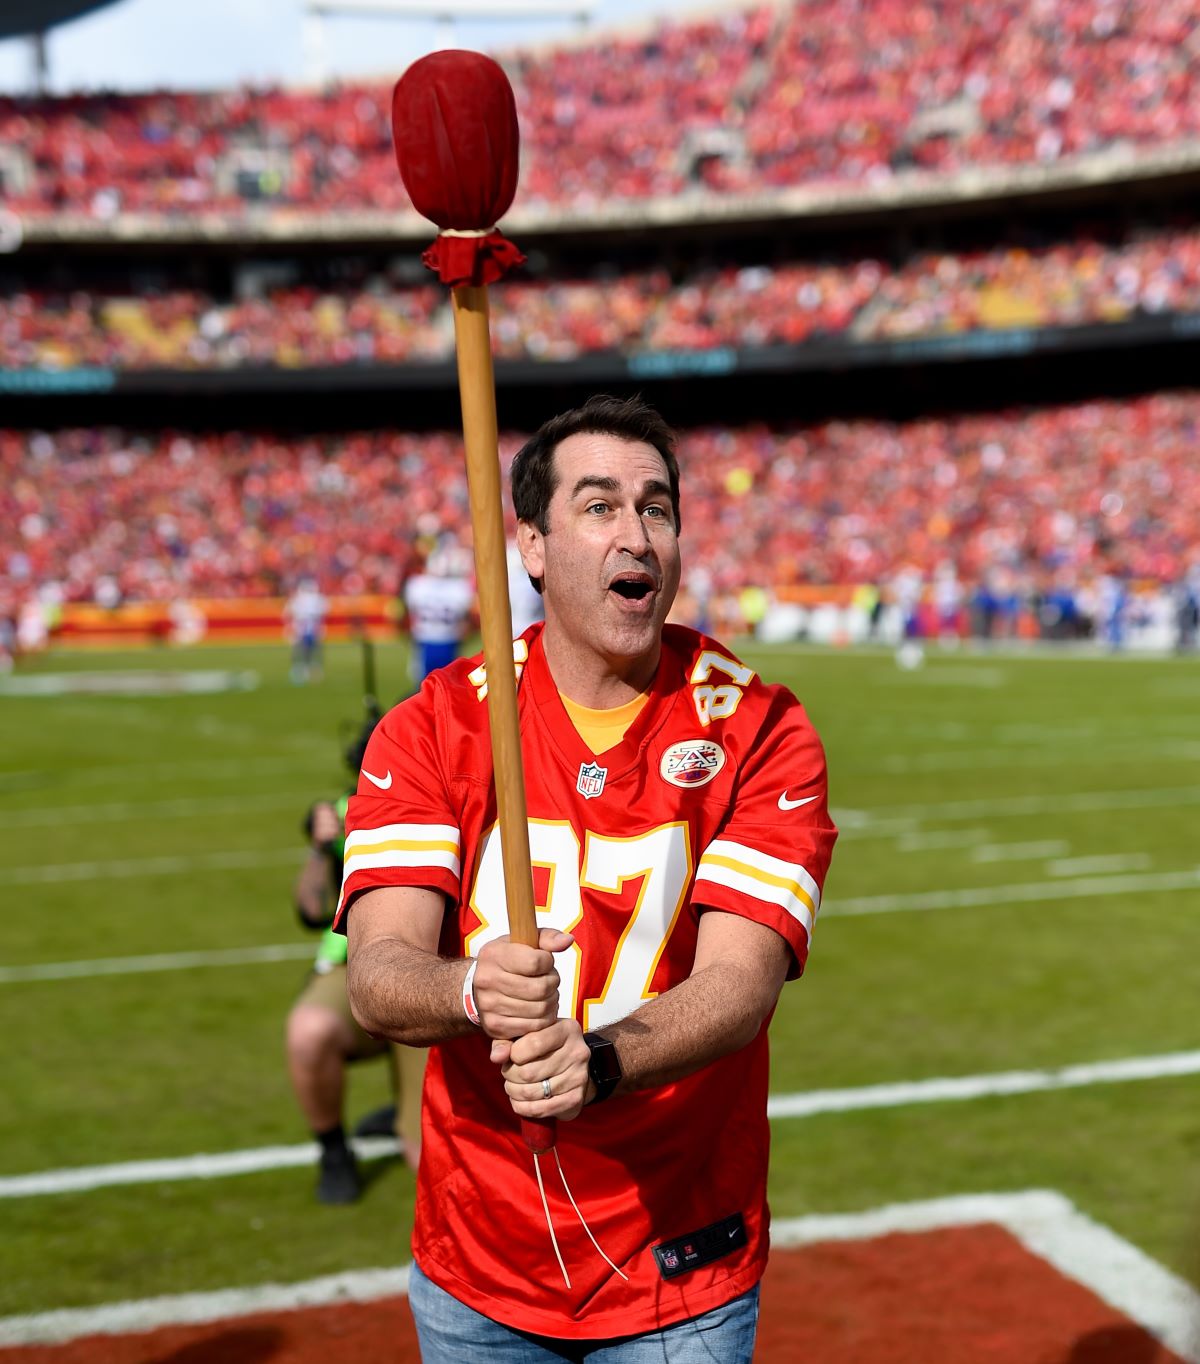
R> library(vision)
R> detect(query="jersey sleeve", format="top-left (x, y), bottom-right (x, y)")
top-left (692, 686), bottom-right (837, 975)
top-left (332, 687), bottom-right (462, 929)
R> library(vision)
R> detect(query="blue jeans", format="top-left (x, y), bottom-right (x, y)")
top-left (409, 1263), bottom-right (760, 1363)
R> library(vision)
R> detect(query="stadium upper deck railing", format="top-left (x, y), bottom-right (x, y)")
top-left (5, 311), bottom-right (1197, 397)
top-left (10, 138), bottom-right (1200, 248)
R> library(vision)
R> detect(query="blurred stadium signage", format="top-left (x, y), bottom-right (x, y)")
top-left (51, 596), bottom-right (398, 648)
top-left (0, 367), bottom-right (114, 393)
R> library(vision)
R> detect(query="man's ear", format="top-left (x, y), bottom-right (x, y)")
top-left (517, 519), bottom-right (544, 585)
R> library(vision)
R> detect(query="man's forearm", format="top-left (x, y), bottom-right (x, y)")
top-left (500, 947), bottom-right (786, 1119)
top-left (347, 938), bottom-right (476, 1047)
top-left (345, 886), bottom-right (569, 1050)
top-left (594, 958), bottom-right (777, 1098)
top-left (587, 913), bottom-right (792, 1101)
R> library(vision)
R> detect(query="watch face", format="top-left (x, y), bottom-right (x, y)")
top-left (591, 1044), bottom-right (619, 1081)
top-left (586, 1033), bottom-right (621, 1094)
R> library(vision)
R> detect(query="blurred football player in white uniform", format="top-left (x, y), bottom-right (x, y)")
top-left (285, 577), bottom-right (328, 683)
top-left (403, 541), bottom-right (475, 684)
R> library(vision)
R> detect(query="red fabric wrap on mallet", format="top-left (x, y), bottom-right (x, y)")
top-left (392, 50), bottom-right (526, 288)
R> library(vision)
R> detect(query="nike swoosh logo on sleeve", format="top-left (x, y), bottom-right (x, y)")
top-left (362, 769), bottom-right (393, 791)
top-left (778, 791), bottom-right (818, 811)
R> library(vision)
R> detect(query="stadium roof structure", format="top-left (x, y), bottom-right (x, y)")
top-left (310, 0), bottom-right (592, 13)
top-left (0, 0), bottom-right (123, 40)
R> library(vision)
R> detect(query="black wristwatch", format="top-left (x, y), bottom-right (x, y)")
top-left (583, 1032), bottom-right (622, 1105)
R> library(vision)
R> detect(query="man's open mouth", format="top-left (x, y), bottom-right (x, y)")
top-left (609, 575), bottom-right (655, 601)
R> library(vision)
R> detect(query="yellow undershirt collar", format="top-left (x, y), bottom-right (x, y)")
top-left (560, 691), bottom-right (649, 755)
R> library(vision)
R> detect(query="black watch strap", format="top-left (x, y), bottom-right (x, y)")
top-left (583, 1031), bottom-right (622, 1105)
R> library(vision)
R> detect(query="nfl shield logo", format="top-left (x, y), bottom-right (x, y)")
top-left (663, 1248), bottom-right (680, 1270)
top-left (576, 761), bottom-right (607, 799)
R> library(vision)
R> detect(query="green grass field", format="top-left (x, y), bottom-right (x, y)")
top-left (2, 639), bottom-right (1200, 1318)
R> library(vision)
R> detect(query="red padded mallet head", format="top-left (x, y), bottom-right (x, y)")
top-left (392, 50), bottom-right (526, 288)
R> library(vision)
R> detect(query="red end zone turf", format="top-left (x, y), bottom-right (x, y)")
top-left (1, 1222), bottom-right (1188, 1364)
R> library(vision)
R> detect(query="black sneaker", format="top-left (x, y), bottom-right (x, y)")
top-left (316, 1143), bottom-right (361, 1205)
top-left (353, 1104), bottom-right (398, 1140)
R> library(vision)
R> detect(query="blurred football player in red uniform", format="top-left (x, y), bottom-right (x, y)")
top-left (336, 395), bottom-right (837, 1360)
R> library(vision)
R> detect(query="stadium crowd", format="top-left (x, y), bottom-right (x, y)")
top-left (2, 0), bottom-right (1199, 218)
top-left (3, 394), bottom-right (1197, 625)
top-left (5, 223), bottom-right (1200, 370)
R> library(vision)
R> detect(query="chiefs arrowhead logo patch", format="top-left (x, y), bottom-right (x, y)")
top-left (660, 739), bottom-right (727, 789)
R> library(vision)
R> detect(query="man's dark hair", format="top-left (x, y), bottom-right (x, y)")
top-left (511, 394), bottom-right (681, 537)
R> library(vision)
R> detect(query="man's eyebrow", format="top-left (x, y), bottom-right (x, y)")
top-left (569, 475), bottom-right (672, 501)
top-left (640, 478), bottom-right (673, 502)
top-left (569, 475), bottom-right (621, 499)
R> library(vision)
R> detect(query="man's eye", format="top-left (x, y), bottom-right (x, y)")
top-left (586, 502), bottom-right (609, 515)
top-left (644, 505), bottom-right (667, 519)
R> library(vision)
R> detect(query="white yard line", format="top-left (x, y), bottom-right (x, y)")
top-left (1046, 853), bottom-right (1153, 877)
top-left (0, 670), bottom-right (258, 698)
top-left (970, 839), bottom-right (1071, 862)
top-left (5, 863), bottom-right (1198, 985)
top-left (878, 740), bottom-right (1200, 773)
top-left (772, 1191), bottom-right (1200, 1364)
top-left (1003, 1195), bottom-right (1200, 1361)
top-left (2, 793), bottom-right (303, 828)
top-left (896, 828), bottom-right (991, 852)
top-left (835, 783), bottom-right (1200, 839)
top-left (0, 754), bottom-right (326, 792)
top-left (4, 1050), bottom-right (1198, 1201)
top-left (0, 1136), bottom-right (398, 1198)
top-left (0, 1265), bottom-right (413, 1347)
top-left (1, 1191), bottom-right (1195, 1355)
top-left (0, 848), bottom-right (302, 885)
top-left (991, 723), bottom-right (1100, 742)
top-left (828, 866), bottom-right (1200, 916)
top-left (0, 944), bottom-right (315, 984)
top-left (764, 1050), bottom-right (1200, 1120)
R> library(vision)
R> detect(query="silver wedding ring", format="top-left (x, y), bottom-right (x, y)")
top-left (541, 1078), bottom-right (553, 1099)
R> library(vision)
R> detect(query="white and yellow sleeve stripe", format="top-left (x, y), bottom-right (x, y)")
top-left (694, 838), bottom-right (821, 939)
top-left (338, 822), bottom-right (461, 907)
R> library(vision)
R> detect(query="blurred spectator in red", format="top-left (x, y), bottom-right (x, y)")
top-left (3, 1), bottom-right (1200, 217)
top-left (6, 223), bottom-right (1200, 370)
top-left (3, 391), bottom-right (1198, 608)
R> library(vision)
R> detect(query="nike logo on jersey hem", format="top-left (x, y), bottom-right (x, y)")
top-left (362, 769), bottom-right (393, 790)
top-left (778, 791), bottom-right (817, 810)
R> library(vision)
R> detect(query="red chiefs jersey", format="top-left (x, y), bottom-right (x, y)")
top-left (336, 622), bottom-right (836, 1340)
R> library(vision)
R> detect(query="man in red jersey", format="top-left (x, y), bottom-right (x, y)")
top-left (336, 395), bottom-right (837, 1361)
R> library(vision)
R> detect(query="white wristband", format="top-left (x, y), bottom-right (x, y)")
top-left (462, 958), bottom-right (481, 1027)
